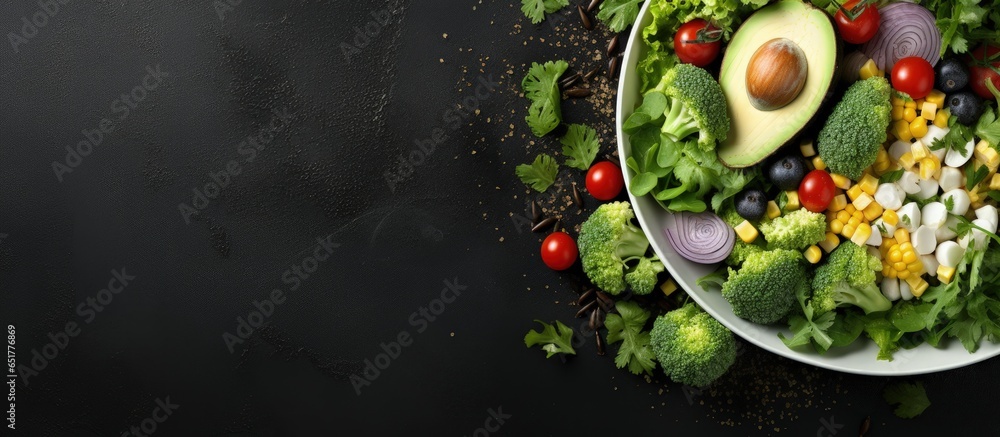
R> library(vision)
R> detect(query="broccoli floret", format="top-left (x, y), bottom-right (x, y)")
top-left (758, 209), bottom-right (827, 250)
top-left (811, 242), bottom-right (891, 315)
top-left (578, 201), bottom-right (664, 295)
top-left (651, 63), bottom-right (730, 151)
top-left (721, 249), bottom-right (805, 324)
top-left (650, 302), bottom-right (736, 387)
top-left (817, 76), bottom-right (892, 179)
top-left (726, 240), bottom-right (764, 267)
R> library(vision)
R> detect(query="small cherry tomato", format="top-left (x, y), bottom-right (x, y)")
top-left (891, 57), bottom-right (935, 100)
top-left (541, 231), bottom-right (578, 271)
top-left (799, 170), bottom-right (836, 213)
top-left (968, 44), bottom-right (1000, 100)
top-left (586, 161), bottom-right (624, 201)
top-left (834, 0), bottom-right (880, 45)
top-left (674, 19), bottom-right (722, 67)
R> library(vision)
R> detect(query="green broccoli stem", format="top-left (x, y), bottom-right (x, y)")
top-left (614, 224), bottom-right (651, 260)
top-left (661, 98), bottom-right (700, 142)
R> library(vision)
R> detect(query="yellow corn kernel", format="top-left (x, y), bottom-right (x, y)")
top-left (875, 147), bottom-right (889, 165)
top-left (889, 249), bottom-right (903, 263)
top-left (919, 157), bottom-right (939, 180)
top-left (895, 120), bottom-right (914, 141)
top-left (859, 174), bottom-right (879, 195)
top-left (836, 210), bottom-right (851, 223)
top-left (975, 140), bottom-right (1000, 170)
top-left (969, 186), bottom-right (982, 205)
top-left (904, 99), bottom-right (917, 109)
top-left (852, 192), bottom-right (874, 210)
top-left (851, 223), bottom-right (872, 246)
top-left (828, 194), bottom-right (848, 212)
top-left (894, 228), bottom-right (910, 243)
top-left (859, 58), bottom-right (880, 80)
top-left (844, 204), bottom-right (857, 215)
top-left (846, 185), bottom-right (864, 201)
top-left (893, 261), bottom-right (907, 271)
top-left (915, 98), bottom-right (925, 108)
top-left (804, 245), bottom-right (822, 264)
top-left (829, 219), bottom-right (844, 235)
top-left (843, 223), bottom-right (857, 238)
top-left (785, 190), bottom-right (800, 210)
top-left (800, 139), bottom-right (816, 158)
top-left (921, 102), bottom-right (938, 121)
top-left (766, 200), bottom-right (781, 219)
top-left (812, 155), bottom-right (826, 171)
top-left (905, 276), bottom-right (929, 297)
top-left (734, 220), bottom-right (758, 243)
top-left (901, 251), bottom-right (918, 265)
top-left (926, 90), bottom-right (946, 106)
top-left (898, 269), bottom-right (911, 280)
top-left (911, 119), bottom-right (929, 140)
top-left (885, 268), bottom-right (897, 279)
top-left (660, 278), bottom-right (678, 296)
top-left (902, 107), bottom-right (918, 123)
top-left (933, 109), bottom-right (949, 128)
top-left (898, 152), bottom-right (916, 170)
top-left (910, 141), bottom-right (929, 161)
top-left (882, 210), bottom-right (899, 227)
top-left (848, 216), bottom-right (862, 228)
top-left (826, 210), bottom-right (839, 222)
top-left (892, 95), bottom-right (907, 107)
top-left (831, 173), bottom-right (852, 190)
top-left (990, 174), bottom-right (1000, 191)
top-left (937, 265), bottom-right (956, 284)
top-left (899, 241), bottom-right (913, 252)
top-left (891, 106), bottom-right (905, 121)
top-left (819, 232), bottom-right (840, 253)
top-left (863, 202), bottom-right (884, 221)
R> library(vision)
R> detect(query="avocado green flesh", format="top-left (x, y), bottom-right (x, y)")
top-left (717, 0), bottom-right (837, 168)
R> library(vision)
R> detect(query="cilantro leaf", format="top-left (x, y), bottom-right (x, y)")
top-left (884, 381), bottom-right (930, 419)
top-left (779, 283), bottom-right (835, 351)
top-left (596, 0), bottom-right (643, 33)
top-left (604, 301), bottom-right (656, 375)
top-left (516, 154), bottom-right (559, 192)
top-left (560, 124), bottom-right (600, 170)
top-left (967, 163), bottom-right (990, 189)
top-left (524, 320), bottom-right (576, 358)
top-left (944, 195), bottom-right (955, 211)
top-left (520, 0), bottom-right (569, 24)
top-left (522, 60), bottom-right (568, 137)
top-left (976, 106), bottom-right (1000, 148)
top-left (879, 168), bottom-right (904, 184)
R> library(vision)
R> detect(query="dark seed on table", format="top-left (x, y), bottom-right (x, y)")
top-left (573, 185), bottom-right (584, 210)
top-left (607, 35), bottom-right (620, 58)
top-left (595, 331), bottom-right (606, 356)
top-left (552, 219), bottom-right (562, 233)
top-left (559, 72), bottom-right (581, 90)
top-left (577, 6), bottom-right (593, 30)
top-left (604, 154), bottom-right (620, 167)
top-left (595, 290), bottom-right (614, 307)
top-left (594, 308), bottom-right (604, 329)
top-left (531, 200), bottom-right (541, 223)
top-left (532, 217), bottom-right (557, 233)
top-left (577, 288), bottom-right (595, 305)
top-left (596, 297), bottom-right (613, 313)
top-left (859, 416), bottom-right (870, 437)
top-left (608, 56), bottom-right (621, 80)
top-left (565, 87), bottom-right (592, 98)
top-left (583, 65), bottom-right (601, 82)
top-left (587, 0), bottom-right (602, 13)
top-left (588, 308), bottom-right (598, 330)
top-left (576, 300), bottom-right (597, 318)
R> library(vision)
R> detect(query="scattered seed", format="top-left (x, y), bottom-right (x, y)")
top-left (606, 34), bottom-right (620, 58)
top-left (584, 65), bottom-right (601, 81)
top-left (552, 219), bottom-right (562, 233)
top-left (608, 56), bottom-right (621, 80)
top-left (531, 200), bottom-right (541, 223)
top-left (577, 5), bottom-right (593, 30)
top-left (594, 308), bottom-right (604, 329)
top-left (596, 290), bottom-right (614, 308)
top-left (604, 154), bottom-right (621, 167)
top-left (576, 300), bottom-right (597, 318)
top-left (588, 308), bottom-right (599, 330)
top-left (587, 0), bottom-right (602, 13)
top-left (859, 416), bottom-right (870, 437)
top-left (595, 331), bottom-right (606, 356)
top-left (559, 72), bottom-right (581, 90)
top-left (565, 87), bottom-right (592, 98)
top-left (573, 185), bottom-right (584, 210)
top-left (531, 217), bottom-right (557, 233)
top-left (577, 288), bottom-right (595, 306)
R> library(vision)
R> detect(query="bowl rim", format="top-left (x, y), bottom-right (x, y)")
top-left (613, 0), bottom-right (1000, 376)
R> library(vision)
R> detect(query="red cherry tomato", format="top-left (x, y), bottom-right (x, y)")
top-left (968, 44), bottom-right (1000, 101)
top-left (799, 170), bottom-right (836, 213)
top-left (541, 231), bottom-right (578, 271)
top-left (834, 0), bottom-right (880, 45)
top-left (891, 57), bottom-right (935, 100)
top-left (673, 19), bottom-right (722, 67)
top-left (586, 161), bottom-right (624, 201)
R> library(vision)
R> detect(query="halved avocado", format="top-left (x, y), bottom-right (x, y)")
top-left (717, 0), bottom-right (838, 168)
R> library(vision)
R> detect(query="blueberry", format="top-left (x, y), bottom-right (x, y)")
top-left (735, 189), bottom-right (767, 221)
top-left (767, 155), bottom-right (807, 191)
top-left (935, 58), bottom-right (969, 93)
top-left (947, 91), bottom-right (982, 126)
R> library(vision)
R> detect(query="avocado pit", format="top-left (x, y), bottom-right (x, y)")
top-left (745, 38), bottom-right (808, 111)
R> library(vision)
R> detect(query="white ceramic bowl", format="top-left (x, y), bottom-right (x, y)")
top-left (615, 1), bottom-right (1000, 375)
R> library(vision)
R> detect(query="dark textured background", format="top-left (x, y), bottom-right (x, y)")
top-left (1, 1), bottom-right (998, 435)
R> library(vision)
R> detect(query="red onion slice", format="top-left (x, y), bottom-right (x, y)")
top-left (664, 212), bottom-right (735, 265)
top-left (860, 2), bottom-right (940, 72)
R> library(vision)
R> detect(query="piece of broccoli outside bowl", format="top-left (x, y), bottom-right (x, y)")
top-left (651, 303), bottom-right (737, 388)
top-left (721, 248), bottom-right (806, 324)
top-left (578, 201), bottom-right (664, 295)
top-left (811, 242), bottom-right (891, 315)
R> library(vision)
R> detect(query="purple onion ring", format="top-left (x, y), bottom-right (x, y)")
top-left (860, 2), bottom-right (940, 72)
top-left (664, 212), bottom-right (735, 264)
